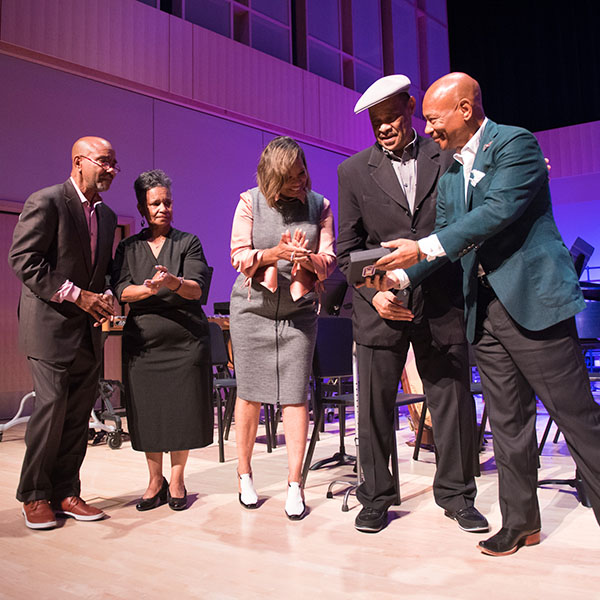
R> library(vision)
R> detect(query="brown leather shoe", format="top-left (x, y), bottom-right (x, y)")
top-left (54, 496), bottom-right (105, 521)
top-left (22, 500), bottom-right (57, 530)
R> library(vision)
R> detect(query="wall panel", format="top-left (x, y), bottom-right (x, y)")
top-left (0, 54), bottom-right (154, 214)
top-left (169, 15), bottom-right (194, 98)
top-left (535, 121), bottom-right (600, 179)
top-left (152, 100), bottom-right (265, 305)
top-left (0, 0), bottom-right (379, 154)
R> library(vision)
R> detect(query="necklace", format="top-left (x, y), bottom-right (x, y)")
top-left (147, 235), bottom-right (166, 258)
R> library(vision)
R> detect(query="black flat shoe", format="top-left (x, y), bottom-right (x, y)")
top-left (478, 527), bottom-right (541, 556)
top-left (168, 487), bottom-right (188, 511)
top-left (136, 477), bottom-right (168, 512)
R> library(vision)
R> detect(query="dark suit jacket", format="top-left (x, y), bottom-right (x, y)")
top-left (429, 120), bottom-right (585, 342)
top-left (8, 179), bottom-right (118, 362)
top-left (337, 137), bottom-right (465, 347)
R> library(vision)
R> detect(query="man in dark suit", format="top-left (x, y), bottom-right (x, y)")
top-left (337, 75), bottom-right (486, 534)
top-left (374, 72), bottom-right (600, 555)
top-left (9, 136), bottom-right (119, 529)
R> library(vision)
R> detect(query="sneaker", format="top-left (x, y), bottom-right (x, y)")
top-left (54, 496), bottom-right (105, 521)
top-left (444, 506), bottom-right (489, 532)
top-left (22, 500), bottom-right (57, 530)
top-left (354, 506), bottom-right (388, 533)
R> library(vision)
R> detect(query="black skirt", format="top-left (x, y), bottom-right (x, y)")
top-left (123, 308), bottom-right (213, 452)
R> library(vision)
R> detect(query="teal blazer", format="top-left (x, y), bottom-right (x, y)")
top-left (410, 120), bottom-right (584, 342)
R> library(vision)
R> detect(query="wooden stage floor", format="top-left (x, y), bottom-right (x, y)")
top-left (0, 405), bottom-right (598, 600)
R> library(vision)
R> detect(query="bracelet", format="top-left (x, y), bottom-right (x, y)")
top-left (172, 276), bottom-right (184, 293)
top-left (415, 241), bottom-right (423, 262)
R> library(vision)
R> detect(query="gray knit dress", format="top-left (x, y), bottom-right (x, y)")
top-left (230, 188), bottom-right (324, 405)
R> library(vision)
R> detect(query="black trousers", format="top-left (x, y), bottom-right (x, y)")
top-left (474, 293), bottom-right (600, 530)
top-left (356, 320), bottom-right (478, 512)
top-left (17, 331), bottom-right (100, 503)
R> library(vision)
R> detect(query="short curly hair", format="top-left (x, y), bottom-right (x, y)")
top-left (134, 169), bottom-right (172, 207)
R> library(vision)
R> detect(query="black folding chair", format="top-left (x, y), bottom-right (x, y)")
top-left (208, 321), bottom-right (237, 463)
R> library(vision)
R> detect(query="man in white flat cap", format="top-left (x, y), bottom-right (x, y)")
top-left (337, 75), bottom-right (487, 533)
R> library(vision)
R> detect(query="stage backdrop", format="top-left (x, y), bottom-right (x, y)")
top-left (1, 52), bottom-right (600, 416)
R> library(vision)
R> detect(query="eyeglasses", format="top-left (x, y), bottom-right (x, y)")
top-left (79, 155), bottom-right (121, 173)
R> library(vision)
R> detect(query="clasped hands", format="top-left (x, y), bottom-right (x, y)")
top-left (75, 290), bottom-right (115, 327)
top-left (143, 265), bottom-right (180, 294)
top-left (274, 229), bottom-right (314, 272)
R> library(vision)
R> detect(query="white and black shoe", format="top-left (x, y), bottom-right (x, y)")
top-left (285, 482), bottom-right (306, 521)
top-left (238, 472), bottom-right (259, 509)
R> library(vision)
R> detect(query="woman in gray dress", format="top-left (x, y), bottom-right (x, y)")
top-left (112, 170), bottom-right (213, 512)
top-left (230, 137), bottom-right (336, 519)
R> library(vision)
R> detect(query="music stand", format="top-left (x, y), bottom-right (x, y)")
top-left (569, 237), bottom-right (594, 278)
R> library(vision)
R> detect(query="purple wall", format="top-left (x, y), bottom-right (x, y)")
top-left (0, 54), bottom-right (348, 307)
top-left (2, 50), bottom-right (599, 309)
top-left (551, 173), bottom-right (600, 279)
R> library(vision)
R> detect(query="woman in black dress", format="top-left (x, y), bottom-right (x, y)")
top-left (112, 169), bottom-right (213, 512)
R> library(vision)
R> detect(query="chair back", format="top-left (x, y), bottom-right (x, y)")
top-left (208, 321), bottom-right (229, 367)
top-left (313, 317), bottom-right (353, 379)
top-left (200, 266), bottom-right (213, 305)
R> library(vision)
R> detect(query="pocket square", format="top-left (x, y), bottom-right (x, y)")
top-left (469, 169), bottom-right (486, 187)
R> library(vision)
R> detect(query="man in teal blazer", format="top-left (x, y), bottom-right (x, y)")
top-left (370, 72), bottom-right (600, 556)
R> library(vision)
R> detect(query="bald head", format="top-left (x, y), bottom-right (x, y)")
top-left (70, 136), bottom-right (117, 199)
top-left (71, 136), bottom-right (113, 161)
top-left (426, 73), bottom-right (484, 116)
top-left (422, 72), bottom-right (486, 151)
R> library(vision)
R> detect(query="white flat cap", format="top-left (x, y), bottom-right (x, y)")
top-left (354, 75), bottom-right (411, 114)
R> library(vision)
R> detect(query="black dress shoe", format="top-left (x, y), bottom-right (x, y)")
top-left (136, 477), bottom-right (168, 512)
top-left (478, 527), bottom-right (541, 556)
top-left (168, 487), bottom-right (188, 511)
top-left (444, 506), bottom-right (489, 532)
top-left (354, 507), bottom-right (388, 533)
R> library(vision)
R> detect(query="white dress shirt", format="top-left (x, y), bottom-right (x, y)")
top-left (417, 118), bottom-right (489, 260)
top-left (389, 118), bottom-right (490, 291)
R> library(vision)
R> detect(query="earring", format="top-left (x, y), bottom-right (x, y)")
top-left (141, 217), bottom-right (146, 227)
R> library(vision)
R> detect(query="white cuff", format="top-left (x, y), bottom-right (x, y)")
top-left (418, 234), bottom-right (446, 261)
top-left (391, 269), bottom-right (411, 290)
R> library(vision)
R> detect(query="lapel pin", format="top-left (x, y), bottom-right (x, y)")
top-left (483, 142), bottom-right (493, 151)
